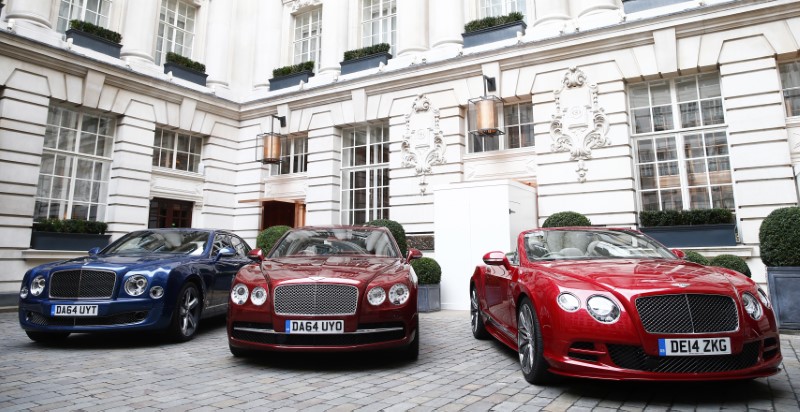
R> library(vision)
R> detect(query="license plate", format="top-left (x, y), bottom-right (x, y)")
top-left (285, 320), bottom-right (344, 334)
top-left (658, 337), bottom-right (731, 356)
top-left (51, 304), bottom-right (98, 317)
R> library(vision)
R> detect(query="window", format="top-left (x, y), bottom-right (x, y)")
top-left (779, 61), bottom-right (800, 117)
top-left (361, 0), bottom-right (396, 54)
top-left (479, 0), bottom-right (526, 19)
top-left (153, 128), bottom-right (202, 173)
top-left (470, 102), bottom-right (534, 153)
top-left (57, 0), bottom-right (113, 34)
top-left (293, 8), bottom-right (322, 67)
top-left (341, 124), bottom-right (390, 224)
top-left (630, 74), bottom-right (734, 211)
top-left (278, 135), bottom-right (308, 175)
top-left (35, 106), bottom-right (115, 221)
top-left (156, 0), bottom-right (197, 65)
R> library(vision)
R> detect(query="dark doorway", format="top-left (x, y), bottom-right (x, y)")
top-left (261, 201), bottom-right (296, 230)
top-left (149, 198), bottom-right (194, 228)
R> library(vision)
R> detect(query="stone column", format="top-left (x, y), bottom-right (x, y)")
top-left (204, 0), bottom-right (233, 89)
top-left (317, 0), bottom-right (347, 79)
top-left (570, 0), bottom-right (620, 31)
top-left (429, 0), bottom-right (463, 52)
top-left (4, 0), bottom-right (51, 28)
top-left (304, 127), bottom-right (342, 225)
top-left (252, 0), bottom-right (284, 89)
top-left (120, 0), bottom-right (159, 64)
top-left (529, 0), bottom-right (571, 40)
top-left (396, 0), bottom-right (428, 57)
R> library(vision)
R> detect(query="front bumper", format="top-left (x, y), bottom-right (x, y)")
top-left (18, 298), bottom-right (171, 333)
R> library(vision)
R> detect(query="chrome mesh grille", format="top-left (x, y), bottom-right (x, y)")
top-left (608, 342), bottom-right (760, 373)
top-left (274, 284), bottom-right (358, 316)
top-left (635, 294), bottom-right (738, 334)
top-left (49, 269), bottom-right (116, 299)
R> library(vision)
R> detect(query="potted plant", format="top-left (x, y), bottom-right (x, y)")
top-left (269, 61), bottom-right (315, 91)
top-left (340, 43), bottom-right (392, 75)
top-left (30, 218), bottom-right (110, 251)
top-left (164, 52), bottom-right (208, 86)
top-left (760, 206), bottom-right (800, 330)
top-left (462, 12), bottom-right (526, 48)
top-left (709, 254), bottom-right (751, 278)
top-left (365, 218), bottom-right (408, 257)
top-left (681, 250), bottom-right (710, 265)
top-left (257, 225), bottom-right (291, 254)
top-left (412, 256), bottom-right (441, 312)
top-left (638, 208), bottom-right (737, 247)
top-left (66, 19), bottom-right (123, 58)
top-left (542, 211), bottom-right (591, 227)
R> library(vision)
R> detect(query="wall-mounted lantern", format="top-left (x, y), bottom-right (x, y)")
top-left (256, 115), bottom-right (286, 164)
top-left (468, 76), bottom-right (504, 137)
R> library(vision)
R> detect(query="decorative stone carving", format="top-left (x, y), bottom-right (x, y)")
top-left (550, 66), bottom-right (610, 182)
top-left (401, 94), bottom-right (446, 194)
top-left (291, 0), bottom-right (321, 13)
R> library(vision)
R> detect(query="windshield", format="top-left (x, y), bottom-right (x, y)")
top-left (523, 229), bottom-right (675, 261)
top-left (269, 228), bottom-right (399, 258)
top-left (104, 230), bottom-right (210, 255)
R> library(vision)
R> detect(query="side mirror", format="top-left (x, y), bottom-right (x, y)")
top-left (215, 247), bottom-right (236, 261)
top-left (406, 248), bottom-right (423, 263)
top-left (247, 248), bottom-right (265, 262)
top-left (88, 247), bottom-right (100, 256)
top-left (483, 251), bottom-right (510, 267)
top-left (672, 249), bottom-right (686, 259)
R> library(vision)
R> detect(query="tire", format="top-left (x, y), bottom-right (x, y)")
top-left (25, 331), bottom-right (70, 343)
top-left (402, 318), bottom-right (420, 361)
top-left (470, 286), bottom-right (489, 340)
top-left (517, 297), bottom-right (552, 385)
top-left (168, 282), bottom-right (202, 342)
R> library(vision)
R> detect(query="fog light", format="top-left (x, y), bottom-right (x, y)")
top-left (149, 286), bottom-right (164, 299)
top-left (20, 286), bottom-right (29, 299)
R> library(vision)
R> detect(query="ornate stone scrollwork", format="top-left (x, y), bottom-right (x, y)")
top-left (291, 0), bottom-right (321, 13)
top-left (550, 66), bottom-right (610, 183)
top-left (401, 94), bottom-right (446, 195)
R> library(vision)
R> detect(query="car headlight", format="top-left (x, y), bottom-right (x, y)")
top-left (388, 284), bottom-right (410, 305)
top-left (30, 275), bottom-right (46, 297)
top-left (742, 292), bottom-right (763, 320)
top-left (557, 292), bottom-right (580, 312)
top-left (124, 274), bottom-right (148, 297)
top-left (367, 287), bottom-right (386, 306)
top-left (757, 288), bottom-right (771, 309)
top-left (231, 284), bottom-right (249, 305)
top-left (586, 295), bottom-right (620, 323)
top-left (251, 286), bottom-right (268, 306)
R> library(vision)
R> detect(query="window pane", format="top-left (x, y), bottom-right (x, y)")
top-left (705, 132), bottom-right (728, 156)
top-left (658, 162), bottom-right (680, 188)
top-left (641, 191), bottom-right (659, 211)
top-left (633, 108), bottom-right (652, 134)
top-left (652, 106), bottom-right (674, 131)
top-left (711, 185), bottom-right (735, 209)
top-left (701, 99), bottom-right (725, 125)
top-left (688, 187), bottom-right (710, 209)
top-left (630, 85), bottom-right (650, 108)
top-left (698, 73), bottom-right (721, 98)
top-left (686, 159), bottom-right (708, 186)
top-left (679, 102), bottom-right (699, 128)
top-left (638, 164), bottom-right (656, 190)
top-left (675, 77), bottom-right (697, 102)
top-left (650, 82), bottom-right (671, 106)
top-left (655, 137), bottom-right (677, 161)
top-left (636, 139), bottom-right (654, 162)
top-left (683, 134), bottom-right (704, 158)
top-left (660, 189), bottom-right (683, 210)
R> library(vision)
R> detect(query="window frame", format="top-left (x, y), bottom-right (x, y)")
top-left (779, 61), bottom-right (800, 117)
top-left (361, 0), bottom-right (396, 55)
top-left (341, 124), bottom-right (391, 225)
top-left (155, 0), bottom-right (197, 66)
top-left (152, 128), bottom-right (203, 173)
top-left (479, 0), bottom-right (526, 20)
top-left (278, 134), bottom-right (309, 175)
top-left (57, 0), bottom-right (113, 34)
top-left (293, 8), bottom-right (323, 69)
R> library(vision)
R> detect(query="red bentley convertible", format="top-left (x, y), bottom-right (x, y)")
top-left (470, 227), bottom-right (781, 383)
top-left (228, 226), bottom-right (421, 359)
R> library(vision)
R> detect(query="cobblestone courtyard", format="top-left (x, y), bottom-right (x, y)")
top-left (1, 310), bottom-right (799, 411)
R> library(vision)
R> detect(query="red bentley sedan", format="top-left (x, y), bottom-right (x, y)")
top-left (470, 227), bottom-right (781, 384)
top-left (228, 226), bottom-right (421, 359)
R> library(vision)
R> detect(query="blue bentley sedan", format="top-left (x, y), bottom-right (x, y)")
top-left (18, 228), bottom-right (251, 343)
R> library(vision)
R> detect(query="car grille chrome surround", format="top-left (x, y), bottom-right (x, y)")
top-left (273, 284), bottom-right (358, 316)
top-left (608, 342), bottom-right (760, 373)
top-left (635, 294), bottom-right (739, 334)
top-left (231, 322), bottom-right (405, 346)
top-left (49, 269), bottom-right (117, 299)
top-left (26, 310), bottom-right (148, 326)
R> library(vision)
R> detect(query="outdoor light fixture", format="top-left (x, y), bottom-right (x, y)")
top-left (468, 75), bottom-right (504, 137)
top-left (256, 114), bottom-right (286, 164)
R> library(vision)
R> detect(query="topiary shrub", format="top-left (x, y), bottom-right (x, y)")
top-left (411, 257), bottom-right (441, 285)
top-left (166, 52), bottom-right (206, 73)
top-left (709, 254), bottom-right (751, 278)
top-left (257, 225), bottom-right (291, 254)
top-left (272, 61), bottom-right (315, 78)
top-left (69, 19), bottom-right (122, 43)
top-left (464, 11), bottom-right (524, 33)
top-left (343, 43), bottom-right (390, 61)
top-left (759, 206), bottom-right (800, 267)
top-left (542, 211), bottom-right (591, 228)
top-left (682, 250), bottom-right (710, 266)
top-left (639, 208), bottom-right (733, 227)
top-left (365, 219), bottom-right (407, 257)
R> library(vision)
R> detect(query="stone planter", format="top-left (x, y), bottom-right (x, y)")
top-left (766, 267), bottom-right (800, 330)
top-left (65, 28), bottom-right (122, 58)
top-left (164, 62), bottom-right (208, 86)
top-left (269, 71), bottom-right (314, 91)
top-left (30, 232), bottom-right (111, 251)
top-left (418, 283), bottom-right (441, 312)
top-left (340, 52), bottom-right (392, 75)
top-left (639, 223), bottom-right (737, 248)
top-left (462, 21), bottom-right (527, 48)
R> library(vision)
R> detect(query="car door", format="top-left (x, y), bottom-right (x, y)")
top-left (485, 254), bottom-right (515, 328)
top-left (209, 233), bottom-right (249, 308)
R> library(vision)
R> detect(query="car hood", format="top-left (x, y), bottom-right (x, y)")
top-left (33, 253), bottom-right (201, 274)
top-left (262, 256), bottom-right (406, 285)
top-left (543, 258), bottom-right (749, 296)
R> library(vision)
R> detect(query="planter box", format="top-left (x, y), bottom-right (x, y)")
top-left (164, 62), bottom-right (208, 86)
top-left (66, 28), bottom-right (122, 58)
top-left (418, 283), bottom-right (441, 313)
top-left (462, 21), bottom-right (527, 48)
top-left (30, 232), bottom-right (111, 251)
top-left (340, 52), bottom-right (392, 75)
top-left (269, 71), bottom-right (314, 91)
top-left (767, 267), bottom-right (800, 330)
top-left (639, 223), bottom-right (737, 248)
